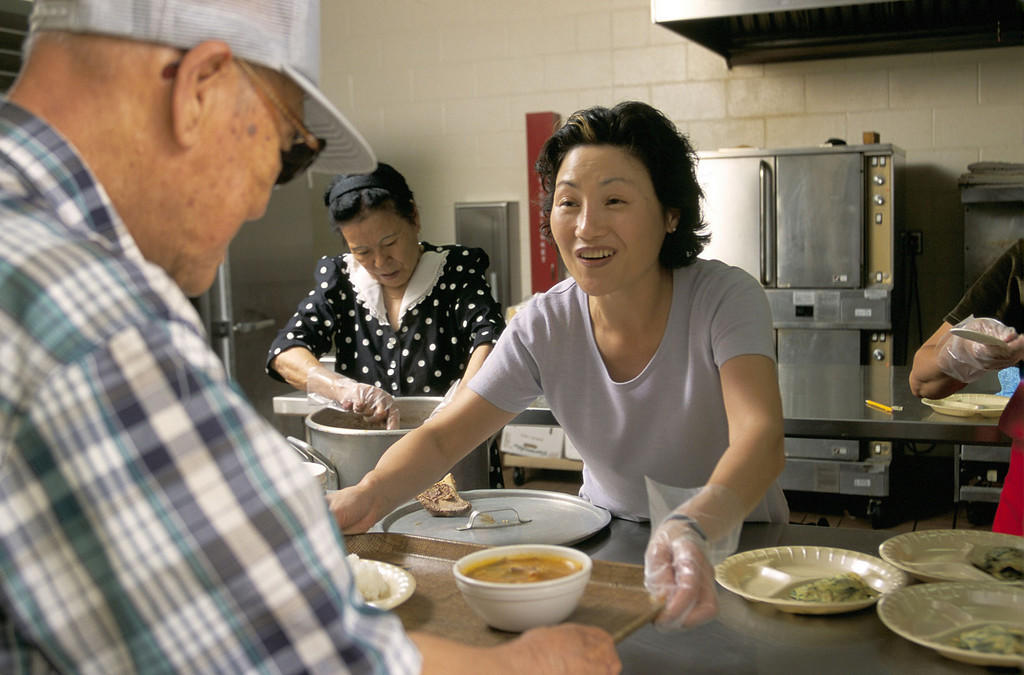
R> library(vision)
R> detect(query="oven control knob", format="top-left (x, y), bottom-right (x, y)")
top-left (872, 348), bottom-right (886, 361)
top-left (873, 195), bottom-right (885, 205)
top-left (873, 175), bottom-right (885, 185)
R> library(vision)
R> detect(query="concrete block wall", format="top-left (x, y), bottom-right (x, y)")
top-left (298, 0), bottom-right (1024, 355)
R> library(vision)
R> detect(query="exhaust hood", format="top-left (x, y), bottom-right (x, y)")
top-left (652, 0), bottom-right (1024, 67)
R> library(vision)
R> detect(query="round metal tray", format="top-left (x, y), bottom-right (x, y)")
top-left (371, 489), bottom-right (612, 546)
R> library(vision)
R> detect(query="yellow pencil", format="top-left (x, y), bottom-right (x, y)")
top-left (865, 399), bottom-right (895, 413)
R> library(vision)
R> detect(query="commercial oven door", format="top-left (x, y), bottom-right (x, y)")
top-left (697, 155), bottom-right (775, 286)
top-left (776, 152), bottom-right (863, 288)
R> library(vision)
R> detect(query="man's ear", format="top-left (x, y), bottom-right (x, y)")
top-left (169, 40), bottom-right (234, 147)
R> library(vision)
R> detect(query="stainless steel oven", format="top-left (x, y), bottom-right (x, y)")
top-left (698, 142), bottom-right (905, 368)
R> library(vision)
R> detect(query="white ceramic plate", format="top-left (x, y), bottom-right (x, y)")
top-left (920, 393), bottom-right (1009, 418)
top-left (878, 529), bottom-right (1023, 583)
top-left (949, 327), bottom-right (1010, 347)
top-left (714, 546), bottom-right (910, 615)
top-left (364, 560), bottom-right (416, 610)
top-left (876, 582), bottom-right (1024, 667)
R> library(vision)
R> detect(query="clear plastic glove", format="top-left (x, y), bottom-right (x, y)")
top-left (643, 484), bottom-right (745, 630)
top-left (305, 365), bottom-right (399, 430)
top-left (936, 316), bottom-right (1023, 383)
top-left (426, 378), bottom-right (460, 422)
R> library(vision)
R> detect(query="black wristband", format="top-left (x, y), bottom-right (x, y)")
top-left (665, 513), bottom-right (708, 541)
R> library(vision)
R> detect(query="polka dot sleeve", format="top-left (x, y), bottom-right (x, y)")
top-left (449, 247), bottom-right (506, 351)
top-left (265, 255), bottom-right (345, 381)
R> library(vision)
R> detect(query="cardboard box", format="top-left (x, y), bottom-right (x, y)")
top-left (500, 425), bottom-right (564, 458)
top-left (563, 435), bottom-right (582, 461)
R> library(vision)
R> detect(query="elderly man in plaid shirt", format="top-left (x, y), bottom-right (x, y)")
top-left (0, 1), bottom-right (619, 673)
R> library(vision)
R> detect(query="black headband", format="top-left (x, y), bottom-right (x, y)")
top-left (325, 164), bottom-right (412, 208)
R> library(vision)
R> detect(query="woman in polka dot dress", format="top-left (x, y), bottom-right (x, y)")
top-left (266, 163), bottom-right (506, 427)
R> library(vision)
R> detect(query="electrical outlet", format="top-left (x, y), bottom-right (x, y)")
top-left (906, 230), bottom-right (923, 255)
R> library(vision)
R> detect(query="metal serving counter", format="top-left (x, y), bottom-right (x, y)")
top-left (511, 365), bottom-right (1011, 519)
top-left (582, 519), bottom-right (996, 674)
top-left (274, 365), bottom-right (1011, 523)
top-left (511, 365), bottom-right (1009, 445)
top-left (272, 365), bottom-right (1008, 444)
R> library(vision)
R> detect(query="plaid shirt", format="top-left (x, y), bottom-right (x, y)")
top-left (0, 101), bottom-right (420, 674)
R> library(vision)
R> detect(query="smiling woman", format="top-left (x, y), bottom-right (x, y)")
top-left (323, 101), bottom-right (788, 635)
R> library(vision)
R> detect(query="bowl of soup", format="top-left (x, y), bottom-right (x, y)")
top-left (452, 544), bottom-right (592, 632)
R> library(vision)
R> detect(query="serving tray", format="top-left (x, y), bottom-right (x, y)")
top-left (345, 532), bottom-right (660, 645)
top-left (371, 489), bottom-right (611, 546)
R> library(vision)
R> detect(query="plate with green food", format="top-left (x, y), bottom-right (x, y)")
top-left (876, 582), bottom-right (1024, 667)
top-left (878, 530), bottom-right (1023, 583)
top-left (714, 546), bottom-right (910, 615)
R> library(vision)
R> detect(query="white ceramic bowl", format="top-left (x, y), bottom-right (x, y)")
top-left (452, 544), bottom-right (592, 632)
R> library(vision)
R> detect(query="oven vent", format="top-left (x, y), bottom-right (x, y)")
top-left (653, 0), bottom-right (1024, 67)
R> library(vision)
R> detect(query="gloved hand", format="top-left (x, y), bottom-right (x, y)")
top-left (936, 316), bottom-right (1023, 383)
top-left (426, 378), bottom-right (460, 422)
top-left (643, 484), bottom-right (745, 630)
top-left (306, 365), bottom-right (399, 430)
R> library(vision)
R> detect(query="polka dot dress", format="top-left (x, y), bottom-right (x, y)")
top-left (267, 243), bottom-right (506, 396)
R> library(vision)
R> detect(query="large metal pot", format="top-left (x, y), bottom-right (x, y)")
top-left (300, 396), bottom-right (490, 491)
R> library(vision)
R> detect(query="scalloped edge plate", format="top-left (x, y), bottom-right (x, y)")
top-left (714, 546), bottom-right (910, 615)
top-left (364, 560), bottom-right (416, 610)
top-left (921, 393), bottom-right (1008, 418)
top-left (878, 529), bottom-right (1023, 583)
top-left (876, 582), bottom-right (1024, 667)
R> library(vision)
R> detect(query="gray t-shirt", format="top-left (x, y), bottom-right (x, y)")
top-left (470, 259), bottom-right (788, 522)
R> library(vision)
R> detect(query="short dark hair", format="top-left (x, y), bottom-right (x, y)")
top-left (323, 162), bottom-right (417, 235)
top-left (534, 101), bottom-right (708, 268)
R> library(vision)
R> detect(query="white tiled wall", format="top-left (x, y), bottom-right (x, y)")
top-left (315, 1), bottom-right (1024, 347)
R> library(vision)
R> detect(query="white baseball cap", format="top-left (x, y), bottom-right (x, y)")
top-left (29, 0), bottom-right (377, 176)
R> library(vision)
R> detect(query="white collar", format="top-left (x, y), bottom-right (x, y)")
top-left (345, 247), bottom-right (448, 328)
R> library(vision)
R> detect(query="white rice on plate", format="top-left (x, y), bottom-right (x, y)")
top-left (347, 553), bottom-right (390, 601)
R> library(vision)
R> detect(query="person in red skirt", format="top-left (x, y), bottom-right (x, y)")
top-left (910, 240), bottom-right (1024, 535)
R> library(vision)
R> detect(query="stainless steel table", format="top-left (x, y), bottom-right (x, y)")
top-left (581, 519), bottom-right (994, 674)
top-left (777, 365), bottom-right (1008, 445)
top-left (273, 365), bottom-right (1009, 445)
top-left (512, 365), bottom-right (1010, 445)
top-left (274, 365), bottom-right (1011, 519)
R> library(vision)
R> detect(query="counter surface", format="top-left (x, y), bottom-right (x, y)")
top-left (274, 365), bottom-right (1010, 445)
top-left (510, 365), bottom-right (1010, 445)
top-left (584, 519), bottom-right (995, 674)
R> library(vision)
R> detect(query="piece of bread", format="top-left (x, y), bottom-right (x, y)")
top-left (416, 472), bottom-right (472, 517)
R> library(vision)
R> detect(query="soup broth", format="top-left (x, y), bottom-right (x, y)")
top-left (464, 554), bottom-right (582, 583)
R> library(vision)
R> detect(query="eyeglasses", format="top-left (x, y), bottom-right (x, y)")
top-left (235, 59), bottom-right (325, 185)
top-left (162, 58), bottom-right (324, 184)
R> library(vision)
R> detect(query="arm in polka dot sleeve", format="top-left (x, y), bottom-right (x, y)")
top-left (452, 248), bottom-right (507, 352)
top-left (266, 256), bottom-right (346, 381)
